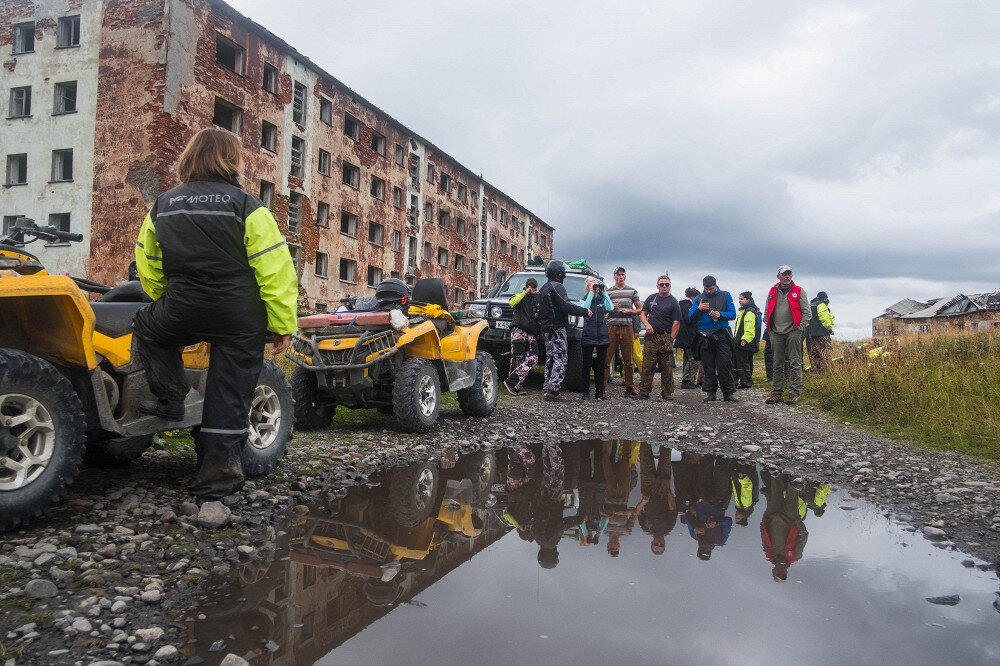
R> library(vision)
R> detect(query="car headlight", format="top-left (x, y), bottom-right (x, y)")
top-left (468, 303), bottom-right (487, 317)
top-left (490, 306), bottom-right (503, 319)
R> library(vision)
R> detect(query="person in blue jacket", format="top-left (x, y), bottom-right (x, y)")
top-left (688, 275), bottom-right (738, 402)
top-left (579, 278), bottom-right (613, 400)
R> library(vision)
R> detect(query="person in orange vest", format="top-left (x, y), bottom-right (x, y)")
top-left (763, 266), bottom-right (812, 405)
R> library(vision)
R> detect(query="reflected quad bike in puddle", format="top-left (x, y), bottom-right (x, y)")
top-left (185, 441), bottom-right (1000, 665)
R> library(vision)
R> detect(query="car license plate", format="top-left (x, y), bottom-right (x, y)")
top-left (493, 320), bottom-right (511, 330)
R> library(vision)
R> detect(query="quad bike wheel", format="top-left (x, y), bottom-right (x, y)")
top-left (388, 461), bottom-right (439, 527)
top-left (290, 366), bottom-right (335, 430)
top-left (392, 357), bottom-right (440, 433)
top-left (457, 351), bottom-right (499, 417)
top-left (0, 349), bottom-right (86, 532)
top-left (84, 434), bottom-right (154, 467)
top-left (242, 360), bottom-right (294, 476)
top-left (457, 451), bottom-right (496, 506)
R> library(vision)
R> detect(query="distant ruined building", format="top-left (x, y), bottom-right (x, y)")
top-left (872, 292), bottom-right (1000, 336)
top-left (1, 0), bottom-right (554, 312)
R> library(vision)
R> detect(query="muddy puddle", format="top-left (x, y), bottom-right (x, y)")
top-left (182, 442), bottom-right (1000, 664)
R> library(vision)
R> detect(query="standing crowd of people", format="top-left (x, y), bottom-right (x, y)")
top-left (501, 261), bottom-right (836, 405)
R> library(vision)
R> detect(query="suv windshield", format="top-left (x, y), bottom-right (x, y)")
top-left (497, 274), bottom-right (590, 303)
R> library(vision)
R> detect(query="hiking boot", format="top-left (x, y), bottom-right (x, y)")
top-left (765, 394), bottom-right (783, 405)
top-left (595, 394), bottom-right (605, 401)
top-left (680, 381), bottom-right (697, 389)
top-left (503, 376), bottom-right (520, 396)
top-left (723, 394), bottom-right (739, 403)
top-left (625, 386), bottom-right (638, 398)
top-left (703, 392), bottom-right (717, 402)
top-left (544, 391), bottom-right (564, 402)
top-left (637, 393), bottom-right (650, 400)
top-left (580, 392), bottom-right (590, 401)
top-left (138, 399), bottom-right (185, 421)
top-left (660, 394), bottom-right (674, 401)
top-left (785, 395), bottom-right (799, 405)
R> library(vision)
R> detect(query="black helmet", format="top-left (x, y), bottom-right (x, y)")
top-left (375, 278), bottom-right (409, 312)
top-left (545, 260), bottom-right (566, 282)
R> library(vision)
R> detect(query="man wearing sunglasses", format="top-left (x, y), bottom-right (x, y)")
top-left (638, 276), bottom-right (682, 400)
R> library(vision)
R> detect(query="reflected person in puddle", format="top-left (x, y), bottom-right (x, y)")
top-left (681, 454), bottom-right (735, 560)
top-left (731, 461), bottom-right (761, 527)
top-left (576, 441), bottom-right (608, 547)
top-left (602, 441), bottom-right (639, 557)
top-left (635, 443), bottom-right (678, 555)
top-left (759, 471), bottom-right (833, 580)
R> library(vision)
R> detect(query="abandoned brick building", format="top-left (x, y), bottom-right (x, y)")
top-left (1, 0), bottom-right (554, 311)
top-left (872, 292), bottom-right (1000, 336)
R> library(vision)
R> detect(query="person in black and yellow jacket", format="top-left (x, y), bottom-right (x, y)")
top-left (133, 128), bottom-right (298, 500)
top-left (733, 291), bottom-right (761, 389)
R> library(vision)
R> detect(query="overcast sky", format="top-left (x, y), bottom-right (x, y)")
top-left (230, 0), bottom-right (1000, 339)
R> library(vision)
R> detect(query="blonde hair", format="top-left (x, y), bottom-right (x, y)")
top-left (585, 277), bottom-right (597, 292)
top-left (176, 128), bottom-right (242, 183)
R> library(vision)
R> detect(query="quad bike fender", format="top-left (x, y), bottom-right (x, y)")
top-left (0, 274), bottom-right (98, 369)
top-left (440, 319), bottom-right (487, 362)
top-left (398, 320), bottom-right (442, 360)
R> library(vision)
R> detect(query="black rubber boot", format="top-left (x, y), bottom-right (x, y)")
top-left (138, 399), bottom-right (185, 421)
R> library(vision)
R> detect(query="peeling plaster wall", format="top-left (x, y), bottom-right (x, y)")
top-left (0, 0), bottom-right (102, 276)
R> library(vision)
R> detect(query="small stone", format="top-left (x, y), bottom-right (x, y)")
top-left (112, 600), bottom-right (128, 613)
top-left (75, 523), bottom-right (103, 533)
top-left (98, 544), bottom-right (118, 557)
top-left (135, 627), bottom-right (165, 642)
top-left (72, 618), bottom-right (93, 632)
top-left (741, 445), bottom-right (761, 453)
top-left (140, 590), bottom-right (162, 604)
top-left (153, 645), bottom-right (179, 660)
top-left (33, 552), bottom-right (58, 567)
top-left (196, 502), bottom-right (231, 529)
top-left (922, 526), bottom-right (946, 539)
top-left (264, 640), bottom-right (279, 653)
top-left (24, 578), bottom-right (58, 599)
top-left (236, 545), bottom-right (256, 557)
top-left (180, 501), bottom-right (199, 517)
top-left (209, 640), bottom-right (226, 652)
top-left (926, 594), bottom-right (960, 606)
top-left (220, 655), bottom-right (249, 666)
top-left (159, 510), bottom-right (177, 523)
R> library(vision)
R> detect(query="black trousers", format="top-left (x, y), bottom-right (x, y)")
top-left (700, 330), bottom-right (736, 396)
top-left (581, 344), bottom-right (608, 397)
top-left (733, 347), bottom-right (755, 388)
top-left (133, 297), bottom-right (266, 498)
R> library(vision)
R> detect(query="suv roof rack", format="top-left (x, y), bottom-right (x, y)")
top-left (522, 257), bottom-right (599, 277)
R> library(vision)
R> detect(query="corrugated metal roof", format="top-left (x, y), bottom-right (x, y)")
top-left (897, 292), bottom-right (1000, 319)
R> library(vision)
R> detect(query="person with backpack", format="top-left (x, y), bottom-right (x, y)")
top-left (503, 277), bottom-right (541, 395)
top-left (579, 277), bottom-right (612, 400)
top-left (806, 291), bottom-right (835, 371)
top-left (538, 261), bottom-right (592, 401)
top-left (733, 291), bottom-right (762, 389)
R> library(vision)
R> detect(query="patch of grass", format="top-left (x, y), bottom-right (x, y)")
top-left (169, 527), bottom-right (189, 538)
top-left (64, 559), bottom-right (82, 571)
top-left (80, 638), bottom-right (103, 649)
top-left (151, 429), bottom-right (196, 453)
top-left (0, 565), bottom-right (25, 585)
top-left (181, 574), bottom-right (204, 586)
top-left (215, 527), bottom-right (241, 539)
top-left (5, 595), bottom-right (35, 610)
top-left (757, 332), bottom-right (1000, 459)
top-left (128, 563), bottom-right (143, 571)
top-left (76, 536), bottom-right (93, 549)
top-left (0, 642), bottom-right (25, 660)
top-left (24, 611), bottom-right (51, 625)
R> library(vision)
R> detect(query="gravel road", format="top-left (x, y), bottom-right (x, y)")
top-left (2, 371), bottom-right (998, 664)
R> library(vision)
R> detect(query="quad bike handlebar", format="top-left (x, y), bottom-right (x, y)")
top-left (1, 216), bottom-right (83, 246)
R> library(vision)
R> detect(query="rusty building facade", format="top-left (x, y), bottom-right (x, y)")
top-left (1, 0), bottom-right (554, 311)
top-left (872, 292), bottom-right (1000, 337)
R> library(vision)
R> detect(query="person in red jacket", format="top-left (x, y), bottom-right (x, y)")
top-left (763, 266), bottom-right (812, 405)
top-left (760, 471), bottom-right (809, 582)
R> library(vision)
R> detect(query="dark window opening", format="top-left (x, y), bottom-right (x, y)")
top-left (57, 16), bottom-right (80, 48)
top-left (212, 97), bottom-right (242, 134)
top-left (215, 34), bottom-right (245, 75)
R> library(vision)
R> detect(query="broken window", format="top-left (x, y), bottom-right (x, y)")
top-left (438, 247), bottom-right (448, 267)
top-left (500, 239), bottom-right (508, 255)
top-left (339, 258), bottom-right (356, 283)
top-left (319, 97), bottom-right (332, 125)
top-left (213, 97), bottom-right (242, 134)
top-left (288, 245), bottom-right (300, 279)
top-left (292, 81), bottom-right (306, 124)
top-left (13, 22), bottom-right (34, 54)
top-left (457, 183), bottom-right (467, 203)
top-left (9, 87), bottom-right (30, 118)
top-left (423, 241), bottom-right (432, 262)
top-left (511, 215), bottom-right (518, 234)
top-left (215, 34), bottom-right (245, 75)
top-left (454, 253), bottom-right (464, 271)
top-left (57, 15), bottom-right (80, 48)
top-left (369, 175), bottom-right (385, 200)
top-left (500, 209), bottom-right (508, 226)
top-left (424, 202), bottom-right (433, 221)
top-left (438, 209), bottom-right (450, 229)
top-left (262, 63), bottom-right (278, 93)
top-left (316, 201), bottom-right (330, 228)
top-left (290, 136), bottom-right (305, 177)
top-left (511, 244), bottom-right (517, 259)
top-left (287, 192), bottom-right (302, 233)
top-left (368, 221), bottom-right (384, 246)
top-left (261, 121), bottom-right (277, 151)
top-left (439, 172), bottom-right (452, 194)
top-left (54, 81), bottom-right (77, 114)
top-left (342, 161), bottom-right (360, 188)
top-left (391, 230), bottom-right (401, 251)
top-left (456, 218), bottom-right (466, 235)
top-left (318, 149), bottom-right (331, 176)
top-left (48, 213), bottom-right (71, 235)
top-left (259, 180), bottom-right (274, 209)
top-left (370, 131), bottom-right (386, 156)
top-left (367, 266), bottom-right (383, 287)
top-left (541, 234), bottom-right (547, 248)
top-left (315, 252), bottom-right (328, 278)
top-left (51, 149), bottom-right (73, 182)
top-left (490, 233), bottom-right (496, 250)
top-left (340, 210), bottom-right (357, 236)
top-left (394, 144), bottom-right (404, 166)
top-left (6, 154), bottom-right (27, 186)
top-left (410, 156), bottom-right (421, 189)
top-left (427, 163), bottom-right (435, 184)
top-left (344, 113), bottom-right (360, 141)
top-left (454, 288), bottom-right (465, 306)
top-left (392, 186), bottom-right (403, 208)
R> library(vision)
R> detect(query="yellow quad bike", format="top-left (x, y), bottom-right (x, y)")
top-left (0, 219), bottom-right (293, 532)
top-left (286, 277), bottom-right (498, 433)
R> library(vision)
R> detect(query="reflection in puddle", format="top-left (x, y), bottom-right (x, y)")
top-left (185, 442), bottom-right (1000, 665)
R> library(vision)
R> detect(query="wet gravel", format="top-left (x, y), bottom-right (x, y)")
top-left (2, 372), bottom-right (999, 664)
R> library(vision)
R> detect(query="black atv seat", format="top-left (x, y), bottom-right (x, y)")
top-left (411, 278), bottom-right (449, 310)
top-left (90, 302), bottom-right (149, 338)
